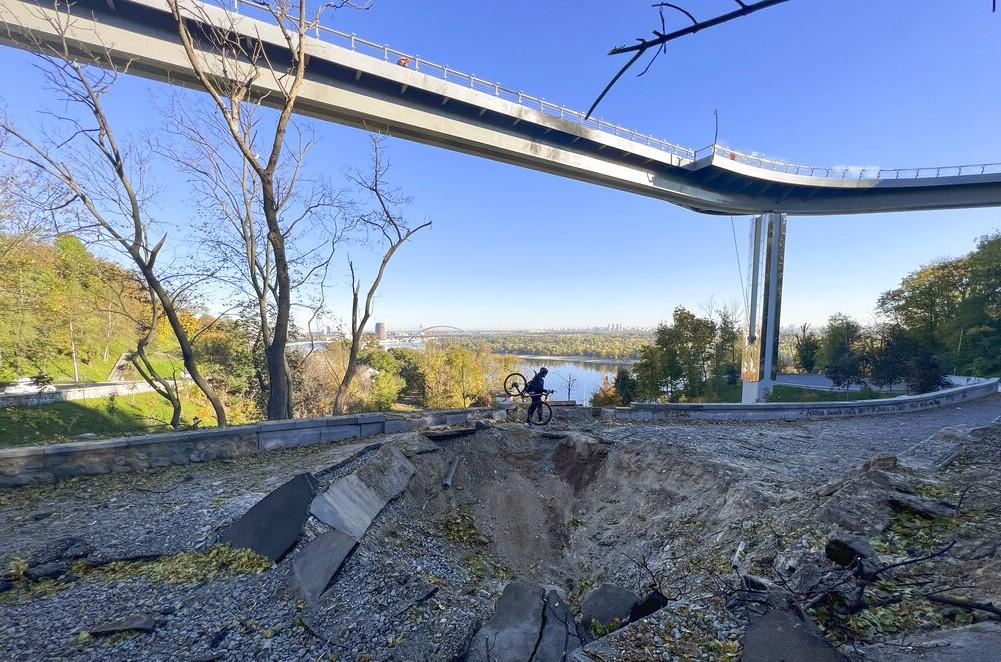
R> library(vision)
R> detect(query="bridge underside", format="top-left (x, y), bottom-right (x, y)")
top-left (3, 0), bottom-right (1001, 216)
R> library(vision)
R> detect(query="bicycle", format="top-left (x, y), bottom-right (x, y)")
top-left (503, 372), bottom-right (554, 425)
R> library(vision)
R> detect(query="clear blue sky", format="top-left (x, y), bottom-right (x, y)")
top-left (2, 0), bottom-right (999, 332)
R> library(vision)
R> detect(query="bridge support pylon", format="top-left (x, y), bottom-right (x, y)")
top-left (741, 212), bottom-right (787, 403)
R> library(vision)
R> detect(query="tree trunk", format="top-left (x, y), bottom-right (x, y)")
top-left (131, 341), bottom-right (182, 429)
top-left (103, 310), bottom-right (112, 362)
top-left (69, 320), bottom-right (79, 383)
top-left (333, 361), bottom-right (358, 415)
top-left (140, 263), bottom-right (227, 427)
top-left (263, 188), bottom-right (292, 420)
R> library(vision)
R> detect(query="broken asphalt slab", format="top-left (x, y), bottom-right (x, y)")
top-left (465, 581), bottom-right (546, 662)
top-left (90, 613), bottom-right (156, 636)
top-left (222, 473), bottom-right (319, 562)
top-left (861, 622), bottom-right (1001, 661)
top-left (289, 528), bottom-right (358, 604)
top-left (310, 444), bottom-right (415, 539)
top-left (533, 589), bottom-right (585, 661)
top-left (581, 584), bottom-right (640, 630)
top-left (742, 609), bottom-right (844, 662)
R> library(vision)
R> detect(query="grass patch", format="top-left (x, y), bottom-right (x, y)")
top-left (0, 388), bottom-right (207, 448)
top-left (590, 617), bottom-right (622, 638)
top-left (443, 508), bottom-right (482, 544)
top-left (2, 545), bottom-right (271, 603)
top-left (810, 581), bottom-right (974, 647)
top-left (768, 384), bottom-right (897, 403)
top-left (463, 550), bottom-right (512, 583)
top-left (83, 545), bottom-right (272, 584)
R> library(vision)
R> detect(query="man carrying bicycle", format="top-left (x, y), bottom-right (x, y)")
top-left (523, 367), bottom-right (549, 426)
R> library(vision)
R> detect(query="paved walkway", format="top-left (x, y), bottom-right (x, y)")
top-left (0, 439), bottom-right (384, 563)
top-left (594, 395), bottom-right (1001, 485)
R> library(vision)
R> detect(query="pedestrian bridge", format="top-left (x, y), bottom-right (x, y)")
top-left (4, 0), bottom-right (1001, 216)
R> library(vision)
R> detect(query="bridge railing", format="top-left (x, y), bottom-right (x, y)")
top-left (227, 1), bottom-right (1001, 183)
top-left (696, 144), bottom-right (1001, 181)
top-left (229, 0), bottom-right (696, 161)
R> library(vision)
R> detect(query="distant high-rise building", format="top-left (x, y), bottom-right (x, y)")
top-left (375, 322), bottom-right (387, 340)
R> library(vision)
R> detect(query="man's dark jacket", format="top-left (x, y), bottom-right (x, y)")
top-left (524, 373), bottom-right (545, 396)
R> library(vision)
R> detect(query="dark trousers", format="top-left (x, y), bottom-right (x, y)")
top-left (526, 396), bottom-right (542, 423)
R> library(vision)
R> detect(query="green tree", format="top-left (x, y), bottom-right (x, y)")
top-left (794, 323), bottom-right (821, 374)
top-left (878, 259), bottom-right (966, 355)
top-left (633, 306), bottom-right (737, 402)
top-left (818, 313), bottom-right (862, 371)
top-left (954, 233), bottom-right (1001, 375)
top-left (390, 348), bottom-right (426, 395)
top-left (362, 348), bottom-right (405, 411)
top-left (824, 351), bottom-right (863, 392)
top-left (613, 368), bottom-right (637, 405)
top-left (713, 307), bottom-right (742, 390)
top-left (53, 235), bottom-right (100, 382)
top-left (634, 344), bottom-right (666, 402)
top-left (869, 325), bottom-right (913, 390)
top-left (906, 352), bottom-right (950, 394)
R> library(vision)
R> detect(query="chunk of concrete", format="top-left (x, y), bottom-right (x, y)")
top-left (25, 560), bottom-right (69, 581)
top-left (581, 584), bottom-right (640, 631)
top-left (742, 609), bottom-right (844, 662)
top-left (533, 589), bottom-right (585, 661)
top-left (223, 473), bottom-right (318, 562)
top-left (91, 612), bottom-right (155, 635)
top-left (310, 445), bottom-right (414, 539)
top-left (861, 622), bottom-right (1001, 661)
top-left (817, 494), bottom-right (891, 534)
top-left (31, 537), bottom-right (93, 566)
top-left (465, 581), bottom-right (546, 662)
top-left (289, 528), bottom-right (358, 603)
top-left (825, 533), bottom-right (880, 578)
top-left (888, 493), bottom-right (956, 519)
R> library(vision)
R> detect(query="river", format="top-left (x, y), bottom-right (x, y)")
top-left (511, 357), bottom-right (632, 404)
top-left (379, 339), bottom-right (634, 404)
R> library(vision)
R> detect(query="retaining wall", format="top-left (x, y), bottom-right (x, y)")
top-left (0, 407), bottom-right (509, 488)
top-left (552, 379), bottom-right (1000, 422)
top-left (0, 381), bottom-right (155, 408)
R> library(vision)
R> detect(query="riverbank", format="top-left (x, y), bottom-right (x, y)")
top-left (507, 354), bottom-right (637, 366)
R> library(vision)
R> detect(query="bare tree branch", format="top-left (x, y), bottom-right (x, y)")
top-left (586, 0), bottom-right (793, 118)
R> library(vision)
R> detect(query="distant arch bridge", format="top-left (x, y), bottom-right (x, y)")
top-left (396, 326), bottom-right (465, 342)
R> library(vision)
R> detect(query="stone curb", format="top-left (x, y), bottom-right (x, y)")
top-left (0, 407), bottom-right (509, 488)
top-left (550, 378), bottom-right (999, 422)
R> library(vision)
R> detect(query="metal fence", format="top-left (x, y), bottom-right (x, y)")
top-left (696, 145), bottom-right (1001, 181)
top-left (228, 0), bottom-right (695, 160)
top-left (228, 0), bottom-right (1000, 183)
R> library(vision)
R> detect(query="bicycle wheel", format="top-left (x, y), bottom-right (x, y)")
top-left (533, 402), bottom-right (553, 426)
top-left (504, 372), bottom-right (527, 396)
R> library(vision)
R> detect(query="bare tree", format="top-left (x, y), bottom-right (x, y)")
top-left (158, 94), bottom-right (351, 418)
top-left (0, 164), bottom-right (54, 260)
top-left (166, 0), bottom-right (360, 419)
top-left (333, 136), bottom-right (430, 414)
top-left (563, 372), bottom-right (578, 402)
top-left (102, 273), bottom-right (185, 428)
top-left (0, 3), bottom-right (228, 425)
